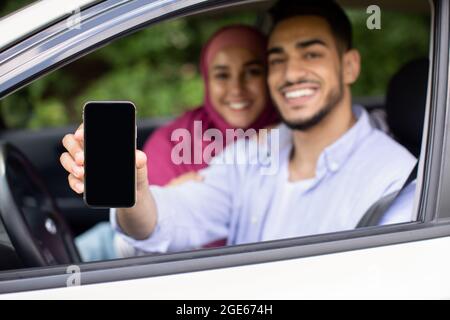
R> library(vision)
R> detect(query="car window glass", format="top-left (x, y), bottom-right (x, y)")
top-left (0, 1), bottom-right (431, 273)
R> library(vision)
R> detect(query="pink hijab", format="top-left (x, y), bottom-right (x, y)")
top-left (143, 25), bottom-right (279, 186)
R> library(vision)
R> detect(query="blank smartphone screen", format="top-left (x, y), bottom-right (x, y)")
top-left (83, 102), bottom-right (136, 207)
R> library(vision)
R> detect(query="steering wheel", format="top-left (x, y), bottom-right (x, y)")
top-left (0, 142), bottom-right (80, 267)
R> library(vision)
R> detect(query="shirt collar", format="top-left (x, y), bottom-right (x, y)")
top-left (273, 105), bottom-right (374, 177)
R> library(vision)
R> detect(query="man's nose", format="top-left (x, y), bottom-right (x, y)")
top-left (285, 58), bottom-right (309, 83)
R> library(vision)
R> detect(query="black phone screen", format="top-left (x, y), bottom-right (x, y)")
top-left (83, 101), bottom-right (136, 207)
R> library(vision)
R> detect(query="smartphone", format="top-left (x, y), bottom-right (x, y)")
top-left (83, 101), bottom-right (136, 208)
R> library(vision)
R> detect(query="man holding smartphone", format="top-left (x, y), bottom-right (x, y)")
top-left (60, 0), bottom-right (417, 253)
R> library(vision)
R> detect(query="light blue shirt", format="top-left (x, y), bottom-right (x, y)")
top-left (111, 105), bottom-right (417, 253)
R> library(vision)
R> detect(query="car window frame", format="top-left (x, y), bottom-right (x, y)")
top-left (0, 0), bottom-right (449, 294)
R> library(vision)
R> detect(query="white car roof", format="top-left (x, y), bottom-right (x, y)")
top-left (0, 0), bottom-right (100, 50)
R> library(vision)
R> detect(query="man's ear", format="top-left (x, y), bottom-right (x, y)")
top-left (342, 49), bottom-right (361, 85)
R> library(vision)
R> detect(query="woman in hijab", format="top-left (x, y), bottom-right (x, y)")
top-left (143, 25), bottom-right (279, 186)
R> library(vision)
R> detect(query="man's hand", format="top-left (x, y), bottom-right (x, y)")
top-left (60, 123), bottom-right (149, 194)
top-left (60, 123), bottom-right (157, 240)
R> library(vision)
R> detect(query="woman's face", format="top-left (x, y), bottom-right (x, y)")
top-left (208, 47), bottom-right (268, 128)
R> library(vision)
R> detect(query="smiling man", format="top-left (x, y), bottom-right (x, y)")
top-left (266, 2), bottom-right (365, 182)
top-left (61, 0), bottom-right (418, 253)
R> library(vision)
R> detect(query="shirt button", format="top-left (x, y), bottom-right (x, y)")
top-left (329, 162), bottom-right (339, 172)
top-left (251, 217), bottom-right (258, 224)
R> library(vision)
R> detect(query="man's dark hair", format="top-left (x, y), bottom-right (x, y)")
top-left (269, 0), bottom-right (353, 53)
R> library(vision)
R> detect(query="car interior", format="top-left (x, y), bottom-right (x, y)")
top-left (0, 0), bottom-right (431, 271)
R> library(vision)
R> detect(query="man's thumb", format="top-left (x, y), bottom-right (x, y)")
top-left (136, 150), bottom-right (147, 170)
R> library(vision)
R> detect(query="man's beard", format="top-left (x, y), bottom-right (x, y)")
top-left (279, 79), bottom-right (344, 131)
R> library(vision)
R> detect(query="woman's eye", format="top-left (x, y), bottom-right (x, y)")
top-left (246, 67), bottom-right (264, 77)
top-left (214, 73), bottom-right (229, 80)
top-left (269, 58), bottom-right (285, 66)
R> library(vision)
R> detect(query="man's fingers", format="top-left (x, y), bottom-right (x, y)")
top-left (62, 133), bottom-right (84, 165)
top-left (60, 152), bottom-right (84, 179)
top-left (68, 173), bottom-right (84, 194)
top-left (60, 152), bottom-right (74, 173)
top-left (74, 123), bottom-right (84, 147)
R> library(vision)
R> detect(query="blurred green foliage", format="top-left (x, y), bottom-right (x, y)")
top-left (349, 9), bottom-right (430, 96)
top-left (0, 2), bottom-right (430, 130)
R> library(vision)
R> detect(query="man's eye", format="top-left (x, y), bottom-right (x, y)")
top-left (304, 52), bottom-right (322, 59)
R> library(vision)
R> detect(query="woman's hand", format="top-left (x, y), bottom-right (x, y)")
top-left (167, 171), bottom-right (204, 187)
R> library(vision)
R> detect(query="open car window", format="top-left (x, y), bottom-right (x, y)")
top-left (0, 0), bottom-right (446, 296)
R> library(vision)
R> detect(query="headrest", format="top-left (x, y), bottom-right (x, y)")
top-left (385, 58), bottom-right (429, 157)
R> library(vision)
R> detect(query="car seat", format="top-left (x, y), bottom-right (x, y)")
top-left (385, 57), bottom-right (429, 158)
top-left (357, 57), bottom-right (429, 227)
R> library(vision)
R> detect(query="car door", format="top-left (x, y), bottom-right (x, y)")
top-left (0, 0), bottom-right (449, 299)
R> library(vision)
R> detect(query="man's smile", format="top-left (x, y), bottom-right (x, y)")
top-left (280, 83), bottom-right (320, 107)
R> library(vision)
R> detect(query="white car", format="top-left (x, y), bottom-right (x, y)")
top-left (0, 0), bottom-right (449, 299)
